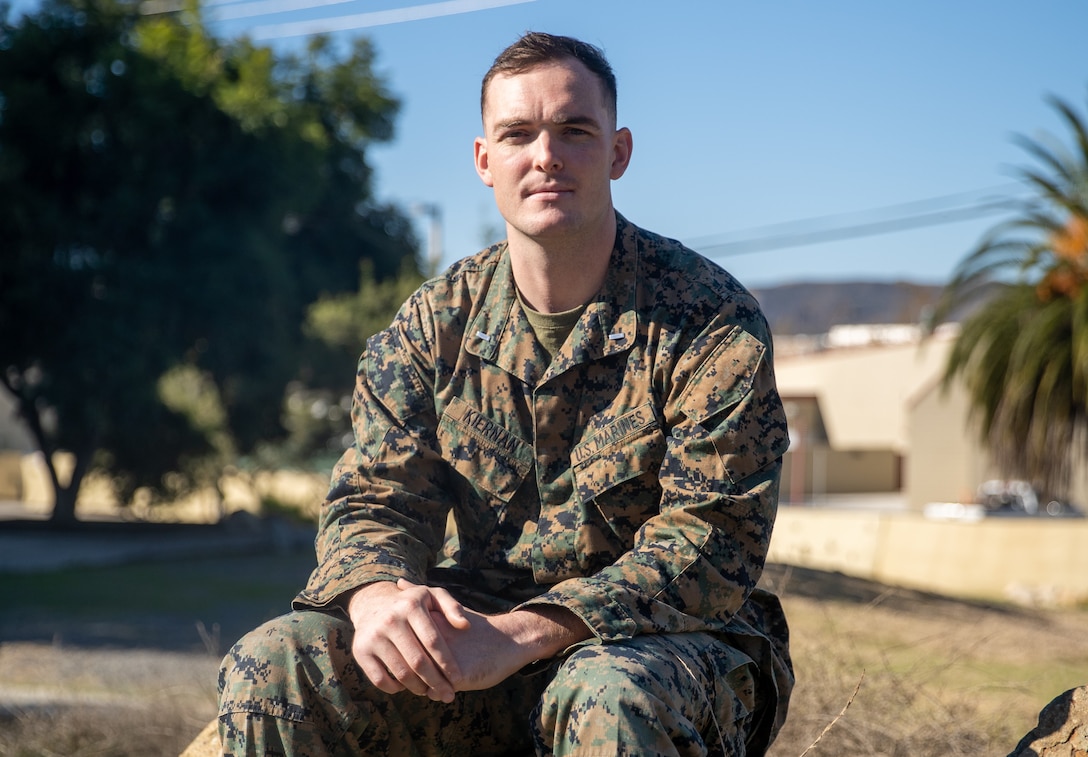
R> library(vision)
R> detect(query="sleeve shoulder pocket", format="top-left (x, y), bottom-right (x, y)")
top-left (676, 326), bottom-right (765, 424)
top-left (363, 327), bottom-right (430, 420)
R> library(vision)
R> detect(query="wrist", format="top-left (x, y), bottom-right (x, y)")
top-left (501, 605), bottom-right (592, 662)
top-left (343, 580), bottom-right (399, 618)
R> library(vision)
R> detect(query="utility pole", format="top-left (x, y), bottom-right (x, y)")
top-left (411, 203), bottom-right (443, 276)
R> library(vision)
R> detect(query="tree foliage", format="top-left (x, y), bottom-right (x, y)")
top-left (932, 91), bottom-right (1088, 498)
top-left (0, 0), bottom-right (419, 522)
top-left (260, 263), bottom-right (428, 469)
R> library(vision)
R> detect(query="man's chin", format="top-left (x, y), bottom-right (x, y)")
top-left (511, 211), bottom-right (581, 240)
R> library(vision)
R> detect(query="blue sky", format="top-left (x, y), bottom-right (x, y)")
top-left (15, 0), bottom-right (1088, 287)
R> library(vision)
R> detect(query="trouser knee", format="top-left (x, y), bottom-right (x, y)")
top-left (219, 610), bottom-right (356, 706)
top-left (534, 634), bottom-right (757, 757)
top-left (217, 610), bottom-right (546, 756)
top-left (218, 611), bottom-right (362, 755)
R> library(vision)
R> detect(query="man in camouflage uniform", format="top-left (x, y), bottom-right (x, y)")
top-left (219, 31), bottom-right (793, 756)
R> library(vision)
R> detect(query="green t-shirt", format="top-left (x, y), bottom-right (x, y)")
top-left (517, 290), bottom-right (586, 362)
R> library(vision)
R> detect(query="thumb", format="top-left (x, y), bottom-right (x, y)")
top-left (395, 579), bottom-right (470, 630)
top-left (434, 590), bottom-right (471, 630)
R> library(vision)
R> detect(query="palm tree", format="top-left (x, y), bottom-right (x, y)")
top-left (931, 92), bottom-right (1088, 500)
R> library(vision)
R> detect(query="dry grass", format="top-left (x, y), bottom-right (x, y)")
top-left (762, 565), bottom-right (1088, 757)
top-left (0, 645), bottom-right (220, 757)
top-left (2, 563), bottom-right (1086, 756)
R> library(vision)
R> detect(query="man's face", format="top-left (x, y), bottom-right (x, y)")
top-left (474, 59), bottom-right (632, 245)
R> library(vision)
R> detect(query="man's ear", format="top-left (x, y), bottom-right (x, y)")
top-left (610, 127), bottom-right (633, 181)
top-left (474, 137), bottom-right (494, 187)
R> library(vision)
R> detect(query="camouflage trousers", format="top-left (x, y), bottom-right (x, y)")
top-left (218, 609), bottom-right (760, 756)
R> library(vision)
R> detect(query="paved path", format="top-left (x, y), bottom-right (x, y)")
top-left (0, 504), bottom-right (314, 574)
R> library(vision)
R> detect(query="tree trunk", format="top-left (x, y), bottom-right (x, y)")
top-left (50, 484), bottom-right (79, 526)
top-left (46, 447), bottom-right (91, 527)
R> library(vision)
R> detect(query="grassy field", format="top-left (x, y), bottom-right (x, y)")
top-left (763, 566), bottom-right (1088, 756)
top-left (1, 549), bottom-right (1085, 757)
top-left (0, 546), bottom-right (317, 652)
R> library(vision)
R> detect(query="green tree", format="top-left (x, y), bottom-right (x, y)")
top-left (277, 262), bottom-right (428, 468)
top-left (0, 0), bottom-right (418, 523)
top-left (932, 92), bottom-right (1088, 499)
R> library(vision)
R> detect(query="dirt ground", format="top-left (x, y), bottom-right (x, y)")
top-left (1, 537), bottom-right (1086, 757)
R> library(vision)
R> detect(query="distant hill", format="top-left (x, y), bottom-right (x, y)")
top-left (749, 281), bottom-right (945, 336)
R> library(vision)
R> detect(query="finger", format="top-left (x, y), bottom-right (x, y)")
top-left (402, 605), bottom-right (463, 691)
top-left (351, 585), bottom-right (458, 700)
top-left (369, 602), bottom-right (458, 699)
top-left (352, 622), bottom-right (429, 697)
top-left (393, 582), bottom-right (466, 682)
top-left (355, 650), bottom-right (408, 696)
top-left (396, 580), bottom-right (469, 634)
top-left (392, 647), bottom-right (456, 702)
top-left (431, 587), bottom-right (471, 630)
top-left (367, 640), bottom-right (438, 699)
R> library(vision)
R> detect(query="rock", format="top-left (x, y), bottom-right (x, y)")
top-left (179, 718), bottom-right (220, 757)
top-left (1009, 686), bottom-right (1088, 757)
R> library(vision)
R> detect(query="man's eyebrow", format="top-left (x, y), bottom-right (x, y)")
top-left (492, 114), bottom-right (601, 131)
top-left (551, 113), bottom-right (600, 127)
top-left (494, 119), bottom-right (531, 131)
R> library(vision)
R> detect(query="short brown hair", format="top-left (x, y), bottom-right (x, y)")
top-left (481, 32), bottom-right (617, 121)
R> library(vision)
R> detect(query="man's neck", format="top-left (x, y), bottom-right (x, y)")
top-left (507, 212), bottom-right (616, 313)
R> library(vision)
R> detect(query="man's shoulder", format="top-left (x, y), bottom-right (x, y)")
top-left (622, 218), bottom-right (765, 325)
top-left (395, 243), bottom-right (507, 327)
top-left (417, 242), bottom-right (507, 302)
top-left (446, 241), bottom-right (508, 276)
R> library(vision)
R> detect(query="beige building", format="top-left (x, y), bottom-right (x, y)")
top-left (774, 323), bottom-right (1087, 511)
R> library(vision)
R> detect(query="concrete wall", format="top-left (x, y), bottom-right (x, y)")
top-left (769, 506), bottom-right (1088, 606)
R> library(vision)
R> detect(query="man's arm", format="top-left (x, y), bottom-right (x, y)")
top-left (294, 303), bottom-right (453, 608)
top-left (432, 598), bottom-right (592, 692)
top-left (294, 295), bottom-right (477, 697)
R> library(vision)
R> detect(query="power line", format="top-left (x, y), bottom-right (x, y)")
top-left (208, 0), bottom-right (364, 23)
top-left (687, 184), bottom-right (1027, 258)
top-left (140, 0), bottom-right (536, 33)
top-left (246, 0), bottom-right (536, 39)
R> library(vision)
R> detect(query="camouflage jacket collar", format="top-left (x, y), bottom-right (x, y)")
top-left (466, 213), bottom-right (640, 387)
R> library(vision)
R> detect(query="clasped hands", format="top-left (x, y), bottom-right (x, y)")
top-left (346, 579), bottom-right (588, 703)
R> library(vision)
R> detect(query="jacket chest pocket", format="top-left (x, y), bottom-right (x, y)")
top-left (571, 403), bottom-right (666, 540)
top-left (437, 397), bottom-right (533, 503)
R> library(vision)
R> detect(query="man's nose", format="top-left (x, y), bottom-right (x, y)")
top-left (533, 132), bottom-right (563, 172)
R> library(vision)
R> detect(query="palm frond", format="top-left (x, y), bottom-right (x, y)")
top-left (935, 91), bottom-right (1088, 494)
top-left (1072, 291), bottom-right (1088, 397)
top-left (1048, 94), bottom-right (1088, 174)
top-left (1018, 167), bottom-right (1085, 216)
top-left (1014, 135), bottom-right (1078, 190)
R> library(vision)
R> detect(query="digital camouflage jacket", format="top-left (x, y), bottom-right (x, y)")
top-left (295, 213), bottom-right (794, 742)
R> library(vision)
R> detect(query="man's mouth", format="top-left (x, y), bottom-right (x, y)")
top-left (528, 186), bottom-right (573, 199)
